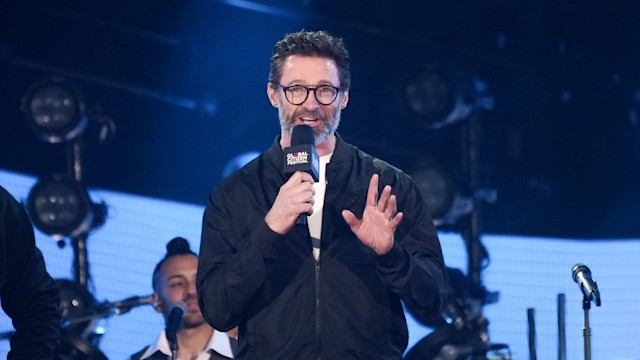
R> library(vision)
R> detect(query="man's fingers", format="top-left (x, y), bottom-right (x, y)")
top-left (286, 171), bottom-right (316, 187)
top-left (385, 193), bottom-right (397, 219)
top-left (378, 185), bottom-right (393, 212)
top-left (298, 171), bottom-right (316, 184)
top-left (282, 171), bottom-right (316, 217)
top-left (389, 212), bottom-right (404, 228)
top-left (266, 172), bottom-right (317, 234)
top-left (291, 181), bottom-right (315, 215)
top-left (366, 174), bottom-right (379, 207)
top-left (341, 210), bottom-right (358, 228)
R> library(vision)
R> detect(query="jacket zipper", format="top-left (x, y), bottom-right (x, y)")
top-left (315, 258), bottom-right (321, 360)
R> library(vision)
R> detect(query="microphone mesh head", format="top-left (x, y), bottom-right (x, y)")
top-left (291, 124), bottom-right (315, 146)
top-left (571, 263), bottom-right (589, 282)
top-left (173, 301), bottom-right (188, 313)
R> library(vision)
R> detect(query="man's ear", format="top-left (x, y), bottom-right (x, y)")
top-left (152, 294), bottom-right (163, 313)
top-left (267, 83), bottom-right (279, 108)
top-left (340, 89), bottom-right (349, 109)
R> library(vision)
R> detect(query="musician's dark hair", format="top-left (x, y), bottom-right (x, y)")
top-left (152, 237), bottom-right (197, 292)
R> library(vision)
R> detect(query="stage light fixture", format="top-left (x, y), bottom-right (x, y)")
top-left (21, 77), bottom-right (88, 143)
top-left (26, 174), bottom-right (102, 239)
top-left (56, 279), bottom-right (97, 338)
top-left (410, 160), bottom-right (456, 222)
top-left (402, 66), bottom-right (475, 130)
top-left (411, 159), bottom-right (497, 227)
top-left (54, 278), bottom-right (109, 360)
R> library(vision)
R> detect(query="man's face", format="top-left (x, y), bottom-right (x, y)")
top-left (267, 55), bottom-right (349, 146)
top-left (155, 254), bottom-right (206, 329)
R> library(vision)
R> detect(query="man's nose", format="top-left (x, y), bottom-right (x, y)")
top-left (185, 281), bottom-right (197, 297)
top-left (302, 90), bottom-right (320, 109)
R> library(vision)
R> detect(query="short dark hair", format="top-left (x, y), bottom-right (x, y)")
top-left (268, 30), bottom-right (351, 90)
top-left (152, 237), bottom-right (197, 292)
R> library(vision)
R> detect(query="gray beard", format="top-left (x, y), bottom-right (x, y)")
top-left (279, 108), bottom-right (341, 146)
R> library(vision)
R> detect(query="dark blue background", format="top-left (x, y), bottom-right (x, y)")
top-left (1, 0), bottom-right (639, 238)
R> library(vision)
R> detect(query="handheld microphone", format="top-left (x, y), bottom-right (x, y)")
top-left (283, 124), bottom-right (320, 181)
top-left (283, 125), bottom-right (320, 224)
top-left (572, 264), bottom-right (601, 306)
top-left (165, 301), bottom-right (187, 346)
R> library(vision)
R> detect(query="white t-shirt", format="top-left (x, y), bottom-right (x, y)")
top-left (308, 153), bottom-right (333, 261)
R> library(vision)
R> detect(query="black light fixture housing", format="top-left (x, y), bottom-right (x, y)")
top-left (54, 278), bottom-right (108, 360)
top-left (21, 77), bottom-right (88, 143)
top-left (402, 65), bottom-right (475, 130)
top-left (56, 278), bottom-right (97, 338)
top-left (410, 159), bottom-right (456, 222)
top-left (26, 174), bottom-right (103, 239)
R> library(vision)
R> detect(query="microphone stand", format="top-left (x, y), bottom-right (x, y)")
top-left (581, 295), bottom-right (592, 360)
top-left (169, 340), bottom-right (178, 360)
top-left (61, 295), bottom-right (153, 328)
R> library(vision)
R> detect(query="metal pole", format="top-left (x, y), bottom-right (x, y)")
top-left (68, 138), bottom-right (90, 288)
top-left (71, 235), bottom-right (89, 288)
top-left (461, 114), bottom-right (483, 285)
top-left (582, 296), bottom-right (592, 360)
top-left (71, 140), bottom-right (84, 182)
top-left (527, 308), bottom-right (537, 360)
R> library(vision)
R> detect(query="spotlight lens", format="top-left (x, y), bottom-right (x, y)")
top-left (30, 85), bottom-right (78, 130)
top-left (405, 72), bottom-right (453, 118)
top-left (403, 66), bottom-right (475, 129)
top-left (22, 77), bottom-right (87, 143)
top-left (27, 176), bottom-right (93, 237)
top-left (413, 168), bottom-right (451, 218)
top-left (33, 182), bottom-right (82, 228)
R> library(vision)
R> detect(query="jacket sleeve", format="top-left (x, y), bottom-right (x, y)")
top-left (1, 189), bottom-right (61, 360)
top-left (374, 169), bottom-right (448, 324)
top-left (196, 182), bottom-right (283, 331)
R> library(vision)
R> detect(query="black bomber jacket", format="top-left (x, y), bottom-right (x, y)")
top-left (197, 134), bottom-right (447, 360)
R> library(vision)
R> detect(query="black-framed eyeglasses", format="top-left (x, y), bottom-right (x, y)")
top-left (274, 83), bottom-right (341, 105)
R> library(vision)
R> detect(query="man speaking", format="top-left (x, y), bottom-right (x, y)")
top-left (197, 30), bottom-right (447, 360)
